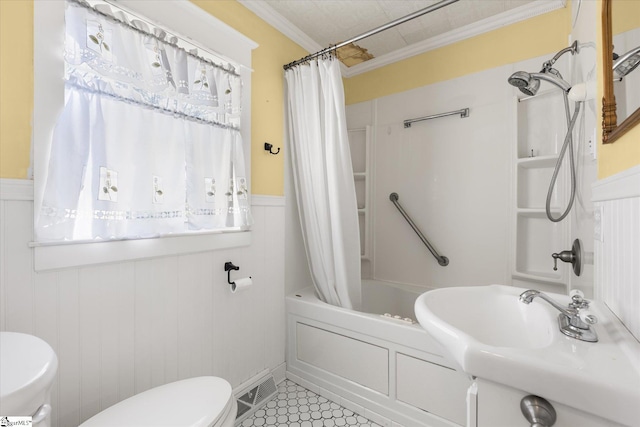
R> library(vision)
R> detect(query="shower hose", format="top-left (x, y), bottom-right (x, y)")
top-left (545, 94), bottom-right (582, 223)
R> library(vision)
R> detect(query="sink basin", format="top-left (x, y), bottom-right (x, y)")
top-left (414, 284), bottom-right (640, 426)
top-left (419, 284), bottom-right (555, 350)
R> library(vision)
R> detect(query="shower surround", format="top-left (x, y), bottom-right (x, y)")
top-left (345, 49), bottom-right (596, 296)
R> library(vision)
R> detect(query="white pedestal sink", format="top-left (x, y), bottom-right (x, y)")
top-left (414, 284), bottom-right (640, 426)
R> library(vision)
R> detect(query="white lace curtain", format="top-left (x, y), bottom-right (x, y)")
top-left (36, 0), bottom-right (251, 242)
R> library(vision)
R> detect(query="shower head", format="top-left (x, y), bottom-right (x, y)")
top-left (507, 41), bottom-right (578, 96)
top-left (508, 70), bottom-right (571, 96)
top-left (613, 46), bottom-right (640, 78)
top-left (508, 71), bottom-right (541, 96)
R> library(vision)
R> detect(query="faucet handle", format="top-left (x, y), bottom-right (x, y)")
top-left (569, 289), bottom-right (591, 309)
top-left (579, 309), bottom-right (598, 325)
top-left (570, 289), bottom-right (584, 302)
top-left (551, 240), bottom-right (583, 276)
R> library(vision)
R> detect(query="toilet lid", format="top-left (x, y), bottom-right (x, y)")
top-left (80, 377), bottom-right (234, 427)
top-left (0, 332), bottom-right (58, 415)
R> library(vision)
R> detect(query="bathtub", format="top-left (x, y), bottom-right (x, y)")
top-left (286, 280), bottom-right (474, 427)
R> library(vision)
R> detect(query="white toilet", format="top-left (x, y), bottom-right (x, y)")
top-left (0, 332), bottom-right (58, 427)
top-left (79, 376), bottom-right (238, 427)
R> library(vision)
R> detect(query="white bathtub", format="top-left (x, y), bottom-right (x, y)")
top-left (286, 280), bottom-right (473, 427)
top-left (361, 279), bottom-right (426, 320)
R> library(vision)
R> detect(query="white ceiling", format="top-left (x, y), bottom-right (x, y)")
top-left (239, 0), bottom-right (567, 76)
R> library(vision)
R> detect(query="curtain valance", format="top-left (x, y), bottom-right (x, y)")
top-left (65, 0), bottom-right (242, 127)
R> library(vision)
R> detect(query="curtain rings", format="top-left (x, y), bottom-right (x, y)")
top-left (283, 44), bottom-right (338, 70)
top-left (320, 45), bottom-right (337, 61)
top-left (329, 45), bottom-right (338, 60)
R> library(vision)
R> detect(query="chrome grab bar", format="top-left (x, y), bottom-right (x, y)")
top-left (403, 108), bottom-right (469, 128)
top-left (389, 193), bottom-right (449, 266)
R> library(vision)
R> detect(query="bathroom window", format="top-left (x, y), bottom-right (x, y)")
top-left (32, 0), bottom-right (257, 270)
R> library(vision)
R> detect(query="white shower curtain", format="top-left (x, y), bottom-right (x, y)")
top-left (285, 58), bottom-right (362, 310)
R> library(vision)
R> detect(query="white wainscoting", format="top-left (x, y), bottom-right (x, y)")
top-left (0, 179), bottom-right (285, 427)
top-left (593, 165), bottom-right (640, 341)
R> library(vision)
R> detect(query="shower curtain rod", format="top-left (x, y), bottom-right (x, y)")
top-left (283, 0), bottom-right (459, 70)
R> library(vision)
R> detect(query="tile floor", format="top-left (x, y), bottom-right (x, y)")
top-left (240, 380), bottom-right (384, 427)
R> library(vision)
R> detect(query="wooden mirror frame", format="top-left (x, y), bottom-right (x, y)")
top-left (602, 0), bottom-right (640, 144)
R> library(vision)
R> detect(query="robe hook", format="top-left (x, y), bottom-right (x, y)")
top-left (264, 142), bottom-right (280, 155)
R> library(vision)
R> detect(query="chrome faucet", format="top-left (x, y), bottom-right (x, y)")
top-left (519, 289), bottom-right (598, 342)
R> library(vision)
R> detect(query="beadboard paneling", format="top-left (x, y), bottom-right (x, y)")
top-left (0, 180), bottom-right (285, 427)
top-left (593, 166), bottom-right (640, 340)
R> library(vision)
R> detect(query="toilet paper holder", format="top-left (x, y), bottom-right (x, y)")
top-left (224, 262), bottom-right (240, 286)
top-left (224, 262), bottom-right (252, 293)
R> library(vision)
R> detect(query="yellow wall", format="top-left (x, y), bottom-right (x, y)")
top-left (2, 0), bottom-right (637, 188)
top-left (344, 6), bottom-right (571, 105)
top-left (0, 0), bottom-right (33, 180)
top-left (0, 0), bottom-right (306, 196)
top-left (597, 0), bottom-right (640, 179)
top-left (191, 1), bottom-right (307, 195)
top-left (612, 0), bottom-right (640, 35)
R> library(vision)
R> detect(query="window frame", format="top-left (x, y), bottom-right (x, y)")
top-left (33, 0), bottom-right (258, 271)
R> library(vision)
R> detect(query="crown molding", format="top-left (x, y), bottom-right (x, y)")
top-left (238, 0), bottom-right (349, 74)
top-left (238, 0), bottom-right (322, 54)
top-left (240, 0), bottom-right (567, 78)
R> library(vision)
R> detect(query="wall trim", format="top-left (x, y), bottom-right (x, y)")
top-left (0, 179), bottom-right (34, 201)
top-left (252, 195), bottom-right (285, 207)
top-left (592, 164), bottom-right (640, 202)
top-left (236, 0), bottom-right (350, 76)
top-left (239, 0), bottom-right (566, 78)
top-left (238, 0), bottom-right (320, 55)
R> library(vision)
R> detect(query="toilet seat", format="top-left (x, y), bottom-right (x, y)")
top-left (0, 332), bottom-right (58, 418)
top-left (79, 377), bottom-right (236, 427)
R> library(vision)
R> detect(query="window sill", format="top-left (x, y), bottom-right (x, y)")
top-left (33, 230), bottom-right (251, 271)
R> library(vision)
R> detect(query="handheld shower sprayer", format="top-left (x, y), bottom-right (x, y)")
top-left (507, 68), bottom-right (572, 96)
top-left (507, 41), bottom-right (582, 223)
top-left (508, 41), bottom-right (578, 96)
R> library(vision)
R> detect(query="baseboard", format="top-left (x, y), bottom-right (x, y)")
top-left (272, 362), bottom-right (286, 384)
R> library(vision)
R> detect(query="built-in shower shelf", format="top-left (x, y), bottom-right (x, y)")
top-left (349, 126), bottom-right (372, 263)
top-left (517, 155), bottom-right (559, 168)
top-left (511, 93), bottom-right (569, 293)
